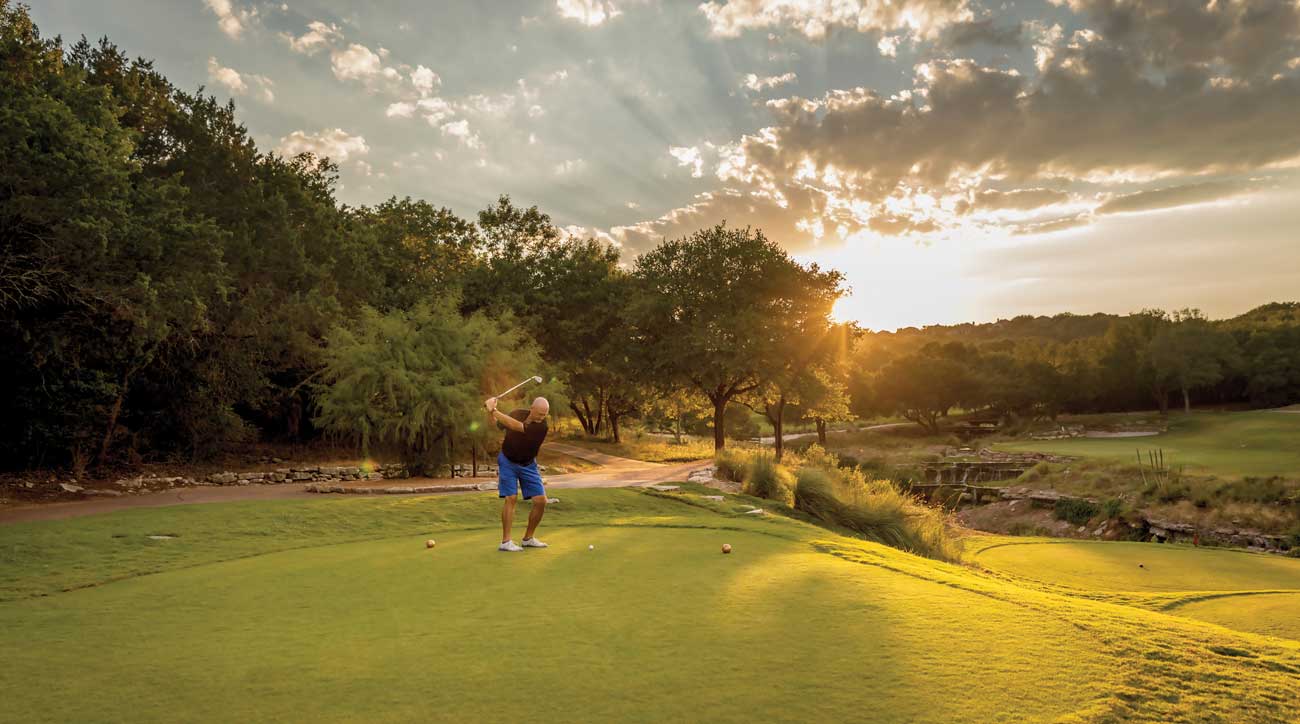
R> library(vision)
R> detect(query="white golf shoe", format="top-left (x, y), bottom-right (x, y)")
top-left (498, 540), bottom-right (524, 552)
top-left (521, 537), bottom-right (548, 548)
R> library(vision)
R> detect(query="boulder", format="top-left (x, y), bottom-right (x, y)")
top-left (59, 482), bottom-right (84, 493)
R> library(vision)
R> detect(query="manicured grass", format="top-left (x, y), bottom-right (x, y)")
top-left (1178, 593), bottom-right (1300, 641)
top-left (971, 537), bottom-right (1300, 643)
top-left (998, 409), bottom-right (1300, 477)
top-left (3, 492), bottom-right (1300, 722)
top-left (972, 538), bottom-right (1300, 593)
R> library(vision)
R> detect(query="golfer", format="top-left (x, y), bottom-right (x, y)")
top-left (485, 395), bottom-right (550, 552)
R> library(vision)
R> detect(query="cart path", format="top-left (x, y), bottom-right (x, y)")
top-left (0, 444), bottom-right (708, 525)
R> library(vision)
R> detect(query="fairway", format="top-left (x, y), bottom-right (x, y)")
top-left (997, 409), bottom-right (1300, 476)
top-left (3, 490), bottom-right (1300, 722)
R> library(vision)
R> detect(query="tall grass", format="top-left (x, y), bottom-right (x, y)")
top-left (714, 448), bottom-right (752, 482)
top-left (742, 453), bottom-right (795, 506)
top-left (793, 450), bottom-right (961, 562)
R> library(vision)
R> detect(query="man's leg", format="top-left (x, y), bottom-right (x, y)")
top-left (501, 495), bottom-right (517, 543)
top-left (520, 462), bottom-right (547, 542)
top-left (523, 495), bottom-right (547, 540)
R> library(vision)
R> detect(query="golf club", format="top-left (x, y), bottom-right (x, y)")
top-left (492, 375), bottom-right (543, 400)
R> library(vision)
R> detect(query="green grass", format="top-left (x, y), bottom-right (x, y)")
top-left (971, 537), bottom-right (1300, 643)
top-left (1178, 593), bottom-right (1300, 641)
top-left (999, 409), bottom-right (1300, 477)
top-left (3, 492), bottom-right (1300, 722)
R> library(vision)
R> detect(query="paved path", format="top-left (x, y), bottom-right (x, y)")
top-left (0, 444), bottom-right (709, 525)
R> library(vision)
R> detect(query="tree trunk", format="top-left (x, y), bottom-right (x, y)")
top-left (816, 418), bottom-right (827, 446)
top-left (569, 400), bottom-right (593, 435)
top-left (772, 400), bottom-right (785, 462)
top-left (96, 374), bottom-right (129, 470)
top-left (472, 445), bottom-right (478, 477)
top-left (1156, 388), bottom-right (1170, 415)
top-left (1182, 387), bottom-right (1191, 414)
top-left (610, 413), bottom-right (621, 443)
top-left (673, 413), bottom-right (683, 444)
top-left (712, 396), bottom-right (727, 451)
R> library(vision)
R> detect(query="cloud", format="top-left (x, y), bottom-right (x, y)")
top-left (956, 188), bottom-right (1071, 215)
top-left (411, 65), bottom-right (440, 97)
top-left (557, 0), bottom-right (622, 26)
top-left (622, 16), bottom-right (1300, 248)
top-left (1096, 180), bottom-right (1258, 215)
top-left (205, 0), bottom-right (256, 39)
top-left (555, 158), bottom-right (586, 175)
top-left (385, 101), bottom-right (416, 118)
top-left (281, 20), bottom-right (342, 54)
top-left (207, 56), bottom-right (246, 94)
top-left (418, 98), bottom-right (455, 124)
top-left (698, 0), bottom-right (973, 41)
top-left (669, 146), bottom-right (705, 177)
top-left (276, 129), bottom-right (369, 162)
top-left (877, 35), bottom-right (900, 57)
top-left (207, 57), bottom-right (273, 102)
top-left (742, 71), bottom-right (797, 91)
top-left (940, 18), bottom-right (1023, 48)
top-left (330, 43), bottom-right (401, 87)
top-left (1054, 0), bottom-right (1300, 77)
top-left (440, 119), bottom-right (482, 149)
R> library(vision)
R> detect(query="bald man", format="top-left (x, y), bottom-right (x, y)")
top-left (485, 395), bottom-right (551, 552)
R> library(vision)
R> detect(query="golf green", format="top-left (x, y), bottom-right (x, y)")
top-left (974, 539), bottom-right (1300, 593)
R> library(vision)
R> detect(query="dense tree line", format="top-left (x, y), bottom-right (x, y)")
top-left (852, 305), bottom-right (1300, 429)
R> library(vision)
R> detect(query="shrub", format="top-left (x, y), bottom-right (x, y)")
top-left (1100, 498), bottom-right (1125, 520)
top-left (714, 448), bottom-right (751, 482)
top-left (1017, 462), bottom-right (1052, 483)
top-left (1054, 498), bottom-right (1100, 526)
top-left (837, 454), bottom-right (860, 470)
top-left (743, 454), bottom-right (795, 506)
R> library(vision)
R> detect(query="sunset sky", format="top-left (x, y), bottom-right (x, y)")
top-left (30, 0), bottom-right (1300, 330)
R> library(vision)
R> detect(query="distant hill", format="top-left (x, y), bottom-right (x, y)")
top-left (864, 303), bottom-right (1299, 345)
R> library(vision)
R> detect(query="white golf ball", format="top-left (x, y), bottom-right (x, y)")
top-left (589, 544), bottom-right (595, 550)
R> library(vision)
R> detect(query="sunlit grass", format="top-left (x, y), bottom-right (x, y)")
top-left (2, 491), bottom-right (1299, 722)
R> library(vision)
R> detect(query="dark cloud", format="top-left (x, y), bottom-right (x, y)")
top-left (1058, 0), bottom-right (1300, 77)
top-left (941, 18), bottom-right (1024, 48)
top-left (1096, 180), bottom-right (1257, 215)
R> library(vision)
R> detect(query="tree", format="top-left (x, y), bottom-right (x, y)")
top-left (313, 300), bottom-right (550, 475)
top-left (800, 367), bottom-right (853, 446)
top-left (628, 223), bottom-right (844, 450)
top-left (1148, 310), bottom-right (1241, 413)
top-left (642, 387), bottom-right (710, 443)
top-left (874, 353), bottom-right (977, 433)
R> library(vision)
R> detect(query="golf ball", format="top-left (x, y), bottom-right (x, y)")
top-left (589, 544), bottom-right (595, 550)
top-left (425, 539), bottom-right (436, 549)
top-left (722, 543), bottom-right (732, 554)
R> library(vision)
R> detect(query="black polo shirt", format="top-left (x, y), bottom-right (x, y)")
top-left (500, 409), bottom-right (548, 464)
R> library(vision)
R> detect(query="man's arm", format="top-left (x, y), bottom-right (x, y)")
top-left (485, 397), bottom-right (526, 433)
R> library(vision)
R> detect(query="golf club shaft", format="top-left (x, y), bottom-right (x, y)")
top-left (493, 376), bottom-right (538, 399)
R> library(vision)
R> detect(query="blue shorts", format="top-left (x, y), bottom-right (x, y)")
top-left (497, 452), bottom-right (545, 500)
